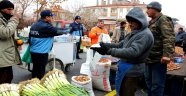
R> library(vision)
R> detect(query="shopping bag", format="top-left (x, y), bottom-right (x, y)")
top-left (80, 48), bottom-right (93, 76)
top-left (98, 34), bottom-right (111, 43)
top-left (21, 46), bottom-right (32, 64)
top-left (90, 52), bottom-right (102, 70)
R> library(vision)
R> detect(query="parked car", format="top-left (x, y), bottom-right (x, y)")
top-left (52, 20), bottom-right (73, 29)
top-left (53, 20), bottom-right (89, 36)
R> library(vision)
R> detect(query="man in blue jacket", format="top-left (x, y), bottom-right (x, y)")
top-left (176, 27), bottom-right (185, 47)
top-left (29, 10), bottom-right (67, 79)
top-left (70, 16), bottom-right (84, 59)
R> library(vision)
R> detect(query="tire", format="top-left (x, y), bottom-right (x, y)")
top-left (46, 58), bottom-right (64, 73)
top-left (65, 63), bottom-right (73, 72)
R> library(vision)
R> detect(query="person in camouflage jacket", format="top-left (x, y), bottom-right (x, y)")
top-left (145, 1), bottom-right (175, 96)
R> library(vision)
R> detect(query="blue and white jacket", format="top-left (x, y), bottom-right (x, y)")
top-left (29, 19), bottom-right (67, 53)
top-left (69, 21), bottom-right (84, 39)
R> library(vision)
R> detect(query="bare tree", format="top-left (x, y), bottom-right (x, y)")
top-left (78, 8), bottom-right (99, 30)
top-left (34, 0), bottom-right (67, 20)
top-left (17, 0), bottom-right (34, 19)
top-left (63, 0), bottom-right (100, 30)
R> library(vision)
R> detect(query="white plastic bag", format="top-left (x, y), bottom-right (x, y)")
top-left (80, 48), bottom-right (93, 76)
top-left (80, 63), bottom-right (91, 76)
top-left (90, 52), bottom-right (102, 70)
top-left (85, 48), bottom-right (94, 63)
top-left (98, 33), bottom-right (111, 43)
top-left (74, 36), bottom-right (81, 42)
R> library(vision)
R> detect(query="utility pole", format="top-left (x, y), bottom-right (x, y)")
top-left (36, 0), bottom-right (39, 21)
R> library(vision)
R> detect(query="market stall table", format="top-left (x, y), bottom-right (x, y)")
top-left (165, 62), bottom-right (186, 96)
top-left (110, 60), bottom-right (186, 96)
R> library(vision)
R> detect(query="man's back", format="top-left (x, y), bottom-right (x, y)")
top-left (29, 20), bottom-right (57, 53)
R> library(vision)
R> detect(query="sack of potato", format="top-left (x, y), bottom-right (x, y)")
top-left (90, 58), bottom-right (112, 92)
top-left (71, 75), bottom-right (95, 96)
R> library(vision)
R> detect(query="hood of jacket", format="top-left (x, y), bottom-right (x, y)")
top-left (126, 7), bottom-right (148, 31)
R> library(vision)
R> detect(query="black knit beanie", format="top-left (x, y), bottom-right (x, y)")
top-left (0, 0), bottom-right (14, 10)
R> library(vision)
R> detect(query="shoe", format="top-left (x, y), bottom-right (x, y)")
top-left (76, 56), bottom-right (82, 59)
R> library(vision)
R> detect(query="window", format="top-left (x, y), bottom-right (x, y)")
top-left (64, 24), bottom-right (70, 28)
top-left (111, 8), bottom-right (117, 13)
top-left (103, 8), bottom-right (107, 12)
top-left (120, 8), bottom-right (123, 12)
top-left (56, 22), bottom-right (62, 28)
top-left (52, 22), bottom-right (56, 27)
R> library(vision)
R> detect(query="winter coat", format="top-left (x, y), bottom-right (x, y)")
top-left (112, 27), bottom-right (127, 43)
top-left (176, 31), bottom-right (186, 43)
top-left (0, 12), bottom-right (21, 67)
top-left (105, 7), bottom-right (154, 77)
top-left (146, 14), bottom-right (175, 63)
top-left (29, 19), bottom-right (67, 53)
top-left (89, 26), bottom-right (108, 45)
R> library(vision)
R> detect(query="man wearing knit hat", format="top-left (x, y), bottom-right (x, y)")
top-left (145, 1), bottom-right (175, 96)
top-left (0, 0), bottom-right (21, 84)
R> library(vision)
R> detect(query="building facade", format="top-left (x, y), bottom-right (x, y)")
top-left (84, 0), bottom-right (146, 33)
top-left (86, 0), bottom-right (146, 19)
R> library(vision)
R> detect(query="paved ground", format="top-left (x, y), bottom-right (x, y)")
top-left (12, 44), bottom-right (107, 96)
top-left (12, 44), bottom-right (145, 96)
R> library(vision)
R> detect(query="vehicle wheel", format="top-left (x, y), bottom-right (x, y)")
top-left (65, 63), bottom-right (73, 72)
top-left (46, 58), bottom-right (64, 73)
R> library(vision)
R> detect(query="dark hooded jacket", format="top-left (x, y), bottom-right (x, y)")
top-left (104, 7), bottom-right (154, 77)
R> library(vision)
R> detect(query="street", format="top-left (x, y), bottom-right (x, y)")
top-left (12, 44), bottom-right (147, 96)
top-left (12, 44), bottom-right (107, 96)
top-left (12, 44), bottom-right (145, 96)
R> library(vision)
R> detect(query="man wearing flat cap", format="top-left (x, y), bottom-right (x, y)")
top-left (145, 1), bottom-right (175, 96)
top-left (0, 0), bottom-right (21, 84)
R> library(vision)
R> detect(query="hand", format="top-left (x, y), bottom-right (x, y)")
top-left (90, 47), bottom-right (107, 55)
top-left (96, 33), bottom-right (101, 35)
top-left (12, 13), bottom-right (21, 20)
top-left (161, 57), bottom-right (171, 64)
top-left (100, 42), bottom-right (109, 52)
top-left (17, 46), bottom-right (22, 51)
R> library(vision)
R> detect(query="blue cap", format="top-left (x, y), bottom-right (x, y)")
top-left (40, 10), bottom-right (55, 18)
top-left (75, 16), bottom-right (81, 20)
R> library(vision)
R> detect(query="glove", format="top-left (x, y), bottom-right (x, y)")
top-left (100, 42), bottom-right (110, 53)
top-left (90, 47), bottom-right (107, 55)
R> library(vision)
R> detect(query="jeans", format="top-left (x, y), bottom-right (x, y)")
top-left (144, 62), bottom-right (167, 96)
